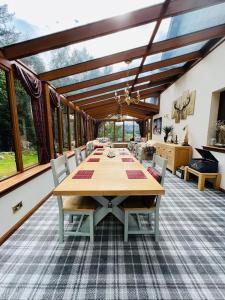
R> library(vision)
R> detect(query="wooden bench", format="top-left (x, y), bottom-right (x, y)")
top-left (184, 166), bottom-right (221, 191)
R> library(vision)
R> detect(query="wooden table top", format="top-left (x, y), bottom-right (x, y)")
top-left (53, 148), bottom-right (165, 197)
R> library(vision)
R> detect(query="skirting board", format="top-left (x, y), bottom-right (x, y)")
top-left (0, 191), bottom-right (52, 246)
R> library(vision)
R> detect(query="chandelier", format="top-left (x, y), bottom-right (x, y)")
top-left (114, 60), bottom-right (141, 105)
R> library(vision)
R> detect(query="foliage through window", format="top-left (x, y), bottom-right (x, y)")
top-left (15, 79), bottom-right (39, 169)
top-left (0, 68), bottom-right (17, 180)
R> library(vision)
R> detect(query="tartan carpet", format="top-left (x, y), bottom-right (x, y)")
top-left (0, 170), bottom-right (225, 300)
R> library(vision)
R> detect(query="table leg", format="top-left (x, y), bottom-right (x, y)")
top-left (184, 167), bottom-right (189, 181)
top-left (214, 174), bottom-right (221, 190)
top-left (198, 174), bottom-right (205, 191)
top-left (93, 195), bottom-right (128, 225)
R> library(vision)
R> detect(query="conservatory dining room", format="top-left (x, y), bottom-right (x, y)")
top-left (0, 0), bottom-right (225, 299)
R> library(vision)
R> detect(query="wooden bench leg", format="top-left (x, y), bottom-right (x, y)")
top-left (198, 174), bottom-right (205, 191)
top-left (184, 167), bottom-right (189, 181)
top-left (214, 174), bottom-right (221, 190)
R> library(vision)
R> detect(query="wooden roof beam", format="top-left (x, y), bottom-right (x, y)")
top-left (3, 0), bottom-right (224, 60)
top-left (83, 99), bottom-right (159, 114)
top-left (56, 51), bottom-right (200, 94)
top-left (38, 24), bottom-right (225, 81)
top-left (69, 67), bottom-right (183, 102)
top-left (130, 0), bottom-right (171, 91)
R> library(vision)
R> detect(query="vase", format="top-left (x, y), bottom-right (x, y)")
top-left (164, 135), bottom-right (168, 143)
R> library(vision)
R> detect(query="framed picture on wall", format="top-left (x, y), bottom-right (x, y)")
top-left (153, 117), bottom-right (162, 135)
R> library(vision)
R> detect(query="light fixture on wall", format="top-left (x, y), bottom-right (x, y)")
top-left (114, 60), bottom-right (140, 105)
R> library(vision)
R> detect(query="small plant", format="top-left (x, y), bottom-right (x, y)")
top-left (162, 125), bottom-right (173, 142)
top-left (163, 125), bottom-right (173, 135)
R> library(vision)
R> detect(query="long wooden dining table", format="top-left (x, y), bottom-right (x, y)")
top-left (53, 147), bottom-right (165, 231)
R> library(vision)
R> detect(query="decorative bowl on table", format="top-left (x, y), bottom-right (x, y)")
top-left (107, 150), bottom-right (116, 158)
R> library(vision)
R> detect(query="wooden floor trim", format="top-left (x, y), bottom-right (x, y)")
top-left (0, 191), bottom-right (52, 246)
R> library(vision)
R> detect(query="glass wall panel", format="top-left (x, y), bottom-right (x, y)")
top-left (62, 106), bottom-right (69, 151)
top-left (134, 122), bottom-right (141, 139)
top-left (15, 79), bottom-right (39, 168)
top-left (69, 111), bottom-right (75, 149)
top-left (124, 121), bottom-right (134, 142)
top-left (104, 121), bottom-right (114, 141)
top-left (52, 107), bottom-right (60, 154)
top-left (115, 122), bottom-right (123, 142)
top-left (0, 69), bottom-right (17, 180)
top-left (98, 123), bottom-right (104, 138)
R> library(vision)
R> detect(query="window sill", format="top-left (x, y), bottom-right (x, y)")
top-left (203, 145), bottom-right (225, 154)
top-left (0, 150), bottom-right (77, 197)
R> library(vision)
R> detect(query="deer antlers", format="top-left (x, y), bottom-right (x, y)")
top-left (174, 96), bottom-right (190, 112)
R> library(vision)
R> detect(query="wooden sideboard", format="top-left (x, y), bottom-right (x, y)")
top-left (155, 142), bottom-right (192, 174)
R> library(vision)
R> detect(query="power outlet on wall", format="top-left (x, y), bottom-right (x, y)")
top-left (12, 201), bottom-right (23, 214)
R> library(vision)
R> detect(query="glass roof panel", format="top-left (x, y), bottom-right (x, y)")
top-left (138, 62), bottom-right (186, 78)
top-left (154, 3), bottom-right (225, 43)
top-left (64, 76), bottom-right (135, 97)
top-left (0, 0), bottom-right (163, 46)
top-left (20, 22), bottom-right (155, 74)
top-left (75, 86), bottom-right (132, 102)
top-left (50, 59), bottom-right (142, 88)
top-left (144, 41), bottom-right (208, 65)
top-left (51, 41), bottom-right (206, 89)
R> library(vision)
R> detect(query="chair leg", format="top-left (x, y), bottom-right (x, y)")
top-left (154, 209), bottom-right (159, 242)
top-left (69, 215), bottom-right (73, 223)
top-left (89, 213), bottom-right (94, 243)
top-left (124, 212), bottom-right (128, 242)
top-left (59, 211), bottom-right (64, 243)
top-left (148, 213), bottom-right (152, 227)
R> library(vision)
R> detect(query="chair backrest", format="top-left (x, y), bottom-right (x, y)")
top-left (152, 154), bottom-right (167, 185)
top-left (137, 146), bottom-right (143, 163)
top-left (50, 154), bottom-right (70, 187)
top-left (75, 148), bottom-right (83, 166)
top-left (86, 142), bottom-right (94, 156)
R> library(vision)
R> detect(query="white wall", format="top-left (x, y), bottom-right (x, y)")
top-left (152, 41), bottom-right (225, 189)
top-left (0, 155), bottom-right (76, 238)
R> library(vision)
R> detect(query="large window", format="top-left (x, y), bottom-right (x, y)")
top-left (98, 123), bottom-right (104, 138)
top-left (115, 122), bottom-right (123, 142)
top-left (15, 79), bottom-right (39, 169)
top-left (0, 69), bottom-right (17, 180)
top-left (134, 122), bottom-right (141, 140)
top-left (52, 107), bottom-right (60, 154)
top-left (62, 105), bottom-right (69, 151)
top-left (124, 121), bottom-right (134, 141)
top-left (104, 121), bottom-right (114, 141)
top-left (70, 110), bottom-right (75, 148)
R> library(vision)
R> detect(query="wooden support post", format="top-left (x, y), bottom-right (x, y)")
top-left (58, 107), bottom-right (63, 154)
top-left (122, 121), bottom-right (125, 142)
top-left (67, 107), bottom-right (71, 151)
top-left (6, 68), bottom-right (23, 172)
top-left (42, 82), bottom-right (54, 159)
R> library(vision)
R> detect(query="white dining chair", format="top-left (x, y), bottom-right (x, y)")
top-left (51, 154), bottom-right (96, 243)
top-left (74, 147), bottom-right (83, 166)
top-left (86, 141), bottom-right (94, 156)
top-left (122, 154), bottom-right (167, 242)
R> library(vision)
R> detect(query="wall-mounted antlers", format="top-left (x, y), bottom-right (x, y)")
top-left (172, 90), bottom-right (196, 123)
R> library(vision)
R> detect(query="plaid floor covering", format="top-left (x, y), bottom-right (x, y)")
top-left (0, 170), bottom-right (225, 300)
